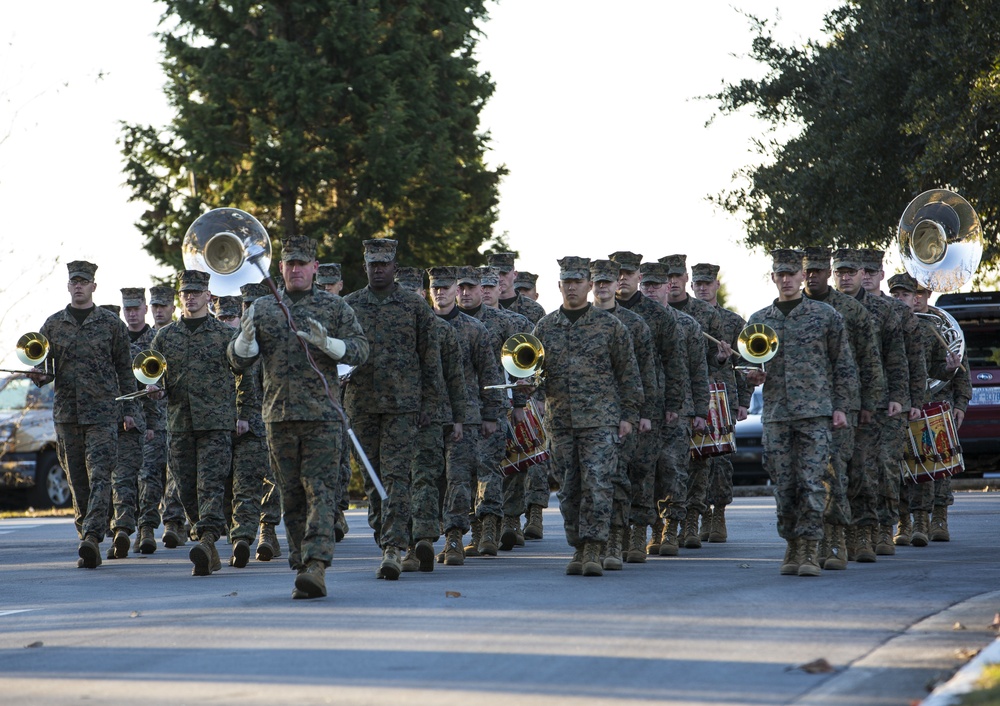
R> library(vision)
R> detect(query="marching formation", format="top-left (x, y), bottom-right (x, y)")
top-left (24, 202), bottom-right (974, 599)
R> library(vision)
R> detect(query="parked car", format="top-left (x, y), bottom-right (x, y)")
top-left (0, 374), bottom-right (70, 508)
top-left (732, 385), bottom-right (767, 484)
top-left (933, 291), bottom-right (1000, 472)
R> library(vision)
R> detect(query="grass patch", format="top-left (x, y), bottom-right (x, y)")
top-left (957, 663), bottom-right (1000, 705)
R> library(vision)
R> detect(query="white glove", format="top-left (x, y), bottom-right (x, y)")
top-left (233, 302), bottom-right (259, 357)
top-left (296, 317), bottom-right (346, 360)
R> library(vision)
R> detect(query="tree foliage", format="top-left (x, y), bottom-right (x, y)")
top-left (120, 0), bottom-right (509, 292)
top-left (708, 0), bottom-right (1000, 282)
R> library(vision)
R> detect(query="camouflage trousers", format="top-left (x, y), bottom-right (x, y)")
top-left (138, 430), bottom-right (185, 529)
top-left (350, 411), bottom-right (416, 550)
top-left (260, 469), bottom-right (282, 526)
top-left (610, 427), bottom-right (638, 529)
top-left (266, 420), bottom-right (342, 569)
top-left (824, 416), bottom-right (855, 527)
top-left (476, 415), bottom-right (508, 518)
top-left (934, 476), bottom-right (954, 507)
top-left (550, 426), bottom-right (619, 546)
top-left (411, 423), bottom-right (446, 542)
top-left (229, 432), bottom-right (268, 542)
top-left (168, 430), bottom-right (231, 541)
top-left (110, 427), bottom-right (143, 534)
top-left (901, 477), bottom-right (935, 514)
top-left (628, 425), bottom-right (659, 526)
top-left (847, 418), bottom-right (881, 528)
top-left (442, 424), bottom-right (483, 534)
top-left (337, 423), bottom-right (351, 513)
top-left (654, 422), bottom-right (690, 523)
top-left (526, 456), bottom-right (552, 508)
top-left (762, 418), bottom-right (831, 541)
top-left (56, 422), bottom-right (117, 541)
top-left (705, 455), bottom-right (734, 508)
top-left (685, 454), bottom-right (712, 516)
top-left (877, 414), bottom-right (907, 525)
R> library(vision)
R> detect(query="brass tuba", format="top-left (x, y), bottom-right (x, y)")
top-left (737, 324), bottom-right (779, 367)
top-left (182, 208), bottom-right (272, 296)
top-left (484, 334), bottom-right (545, 390)
top-left (116, 350), bottom-right (167, 401)
top-left (0, 333), bottom-right (54, 375)
top-left (916, 305), bottom-right (965, 395)
top-left (897, 189), bottom-right (982, 293)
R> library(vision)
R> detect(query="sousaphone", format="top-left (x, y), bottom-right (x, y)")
top-left (181, 208), bottom-right (272, 295)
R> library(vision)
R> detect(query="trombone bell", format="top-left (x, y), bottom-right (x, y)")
top-left (898, 189), bottom-right (982, 292)
top-left (737, 324), bottom-right (779, 365)
top-left (16, 332), bottom-right (49, 367)
top-left (116, 350), bottom-right (167, 400)
top-left (501, 334), bottom-right (544, 379)
top-left (182, 208), bottom-right (273, 296)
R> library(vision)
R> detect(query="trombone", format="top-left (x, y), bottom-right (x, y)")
top-left (0, 332), bottom-right (55, 376)
top-left (735, 324), bottom-right (779, 372)
top-left (116, 350), bottom-right (167, 401)
top-left (484, 333), bottom-right (545, 391)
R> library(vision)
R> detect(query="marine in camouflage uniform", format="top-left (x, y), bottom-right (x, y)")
top-left (590, 259), bottom-right (658, 570)
top-left (803, 247), bottom-right (884, 570)
top-left (230, 237), bottom-right (369, 598)
top-left (532, 256), bottom-right (643, 577)
top-left (428, 267), bottom-right (504, 566)
top-left (151, 270), bottom-right (237, 577)
top-left (691, 262), bottom-right (749, 544)
top-left (393, 267), bottom-right (466, 573)
top-left (491, 252), bottom-right (551, 540)
top-left (834, 248), bottom-right (909, 562)
top-left (513, 271), bottom-right (540, 302)
top-left (34, 261), bottom-right (138, 568)
top-left (747, 249), bottom-right (858, 577)
top-left (343, 239), bottom-right (439, 580)
top-left (611, 253), bottom-right (689, 561)
top-left (456, 266), bottom-right (532, 556)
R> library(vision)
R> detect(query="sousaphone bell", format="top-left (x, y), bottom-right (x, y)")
top-left (897, 189), bottom-right (982, 293)
top-left (182, 208), bottom-right (272, 295)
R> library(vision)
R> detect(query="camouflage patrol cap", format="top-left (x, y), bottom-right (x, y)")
top-left (213, 295), bottom-right (242, 317)
top-left (67, 260), bottom-right (97, 281)
top-left (427, 266), bottom-right (457, 288)
top-left (477, 266), bottom-right (500, 287)
top-left (770, 248), bottom-right (805, 273)
top-left (858, 248), bottom-right (885, 271)
top-left (487, 252), bottom-right (516, 273)
top-left (240, 282), bottom-right (270, 302)
top-left (100, 304), bottom-right (120, 316)
top-left (363, 238), bottom-right (398, 263)
top-left (802, 246), bottom-right (833, 271)
top-left (120, 288), bottom-right (146, 307)
top-left (149, 285), bottom-right (175, 306)
top-left (456, 266), bottom-right (480, 286)
top-left (887, 272), bottom-right (918, 293)
top-left (609, 251), bottom-right (643, 272)
top-left (691, 263), bottom-right (720, 283)
top-left (639, 262), bottom-right (670, 284)
top-left (514, 271), bottom-right (537, 290)
top-left (657, 254), bottom-right (687, 276)
top-left (281, 235), bottom-right (317, 262)
top-left (178, 270), bottom-right (211, 292)
top-left (394, 266), bottom-right (424, 291)
top-left (589, 259), bottom-right (620, 283)
top-left (831, 248), bottom-right (864, 271)
top-left (316, 262), bottom-right (342, 285)
top-left (557, 256), bottom-right (590, 281)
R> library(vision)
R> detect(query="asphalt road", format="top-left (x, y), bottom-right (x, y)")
top-left (1, 493), bottom-right (999, 706)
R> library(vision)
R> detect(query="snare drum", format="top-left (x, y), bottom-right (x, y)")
top-left (690, 382), bottom-right (736, 459)
top-left (500, 398), bottom-right (549, 477)
top-left (900, 401), bottom-right (964, 484)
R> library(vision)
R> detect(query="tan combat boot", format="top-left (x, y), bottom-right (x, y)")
top-left (138, 526), bottom-right (157, 555)
top-left (443, 529), bottom-right (465, 566)
top-left (658, 518), bottom-right (679, 557)
top-left (414, 538), bottom-right (435, 572)
top-left (682, 507), bottom-right (702, 549)
top-left (798, 539), bottom-right (822, 577)
top-left (603, 525), bottom-right (624, 571)
top-left (565, 545), bottom-right (584, 575)
top-left (818, 524), bottom-right (832, 569)
top-left (894, 513), bottom-right (912, 546)
top-left (930, 505), bottom-right (950, 542)
top-left (401, 547), bottom-right (420, 572)
top-left (478, 515), bottom-right (499, 556)
top-left (625, 525), bottom-right (648, 564)
top-left (230, 538), bottom-right (251, 568)
top-left (824, 525), bottom-right (848, 571)
top-left (647, 518), bottom-right (663, 555)
top-left (855, 526), bottom-right (877, 562)
top-left (709, 506), bottom-right (728, 543)
top-left (189, 533), bottom-right (219, 576)
top-left (911, 511), bottom-right (930, 547)
top-left (109, 529), bottom-right (130, 560)
top-left (78, 534), bottom-right (102, 569)
top-left (875, 524), bottom-right (895, 556)
top-left (334, 510), bottom-right (349, 542)
top-left (256, 523), bottom-right (280, 561)
top-left (377, 546), bottom-right (402, 580)
top-left (699, 509), bottom-right (711, 542)
top-left (780, 538), bottom-right (799, 575)
top-left (293, 559), bottom-right (327, 599)
top-left (523, 504), bottom-right (544, 539)
top-left (162, 522), bottom-right (184, 548)
top-left (465, 519), bottom-right (482, 557)
top-left (499, 515), bottom-right (520, 551)
top-left (582, 541), bottom-right (603, 576)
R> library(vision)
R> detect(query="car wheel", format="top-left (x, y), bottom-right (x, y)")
top-left (30, 450), bottom-right (72, 509)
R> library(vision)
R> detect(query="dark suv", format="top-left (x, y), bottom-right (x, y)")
top-left (0, 374), bottom-right (71, 508)
top-left (933, 291), bottom-right (1000, 470)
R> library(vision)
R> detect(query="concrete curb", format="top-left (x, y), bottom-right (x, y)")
top-left (922, 637), bottom-right (1000, 705)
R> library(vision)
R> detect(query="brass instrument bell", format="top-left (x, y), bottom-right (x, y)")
top-left (501, 333), bottom-right (545, 379)
top-left (116, 350), bottom-right (167, 401)
top-left (898, 189), bottom-right (982, 292)
top-left (182, 208), bottom-right (272, 296)
top-left (16, 332), bottom-right (49, 367)
top-left (737, 324), bottom-right (779, 365)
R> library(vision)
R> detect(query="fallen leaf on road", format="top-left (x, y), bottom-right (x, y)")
top-left (445, 591), bottom-right (462, 598)
top-left (24, 642), bottom-right (43, 649)
top-left (786, 658), bottom-right (834, 674)
top-left (989, 613), bottom-right (1000, 630)
top-left (953, 622), bottom-right (966, 630)
top-left (955, 647), bottom-right (980, 661)
top-left (130, 611), bottom-right (140, 618)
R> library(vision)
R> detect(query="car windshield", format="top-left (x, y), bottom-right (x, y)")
top-left (0, 376), bottom-right (53, 412)
top-left (965, 329), bottom-right (1000, 368)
